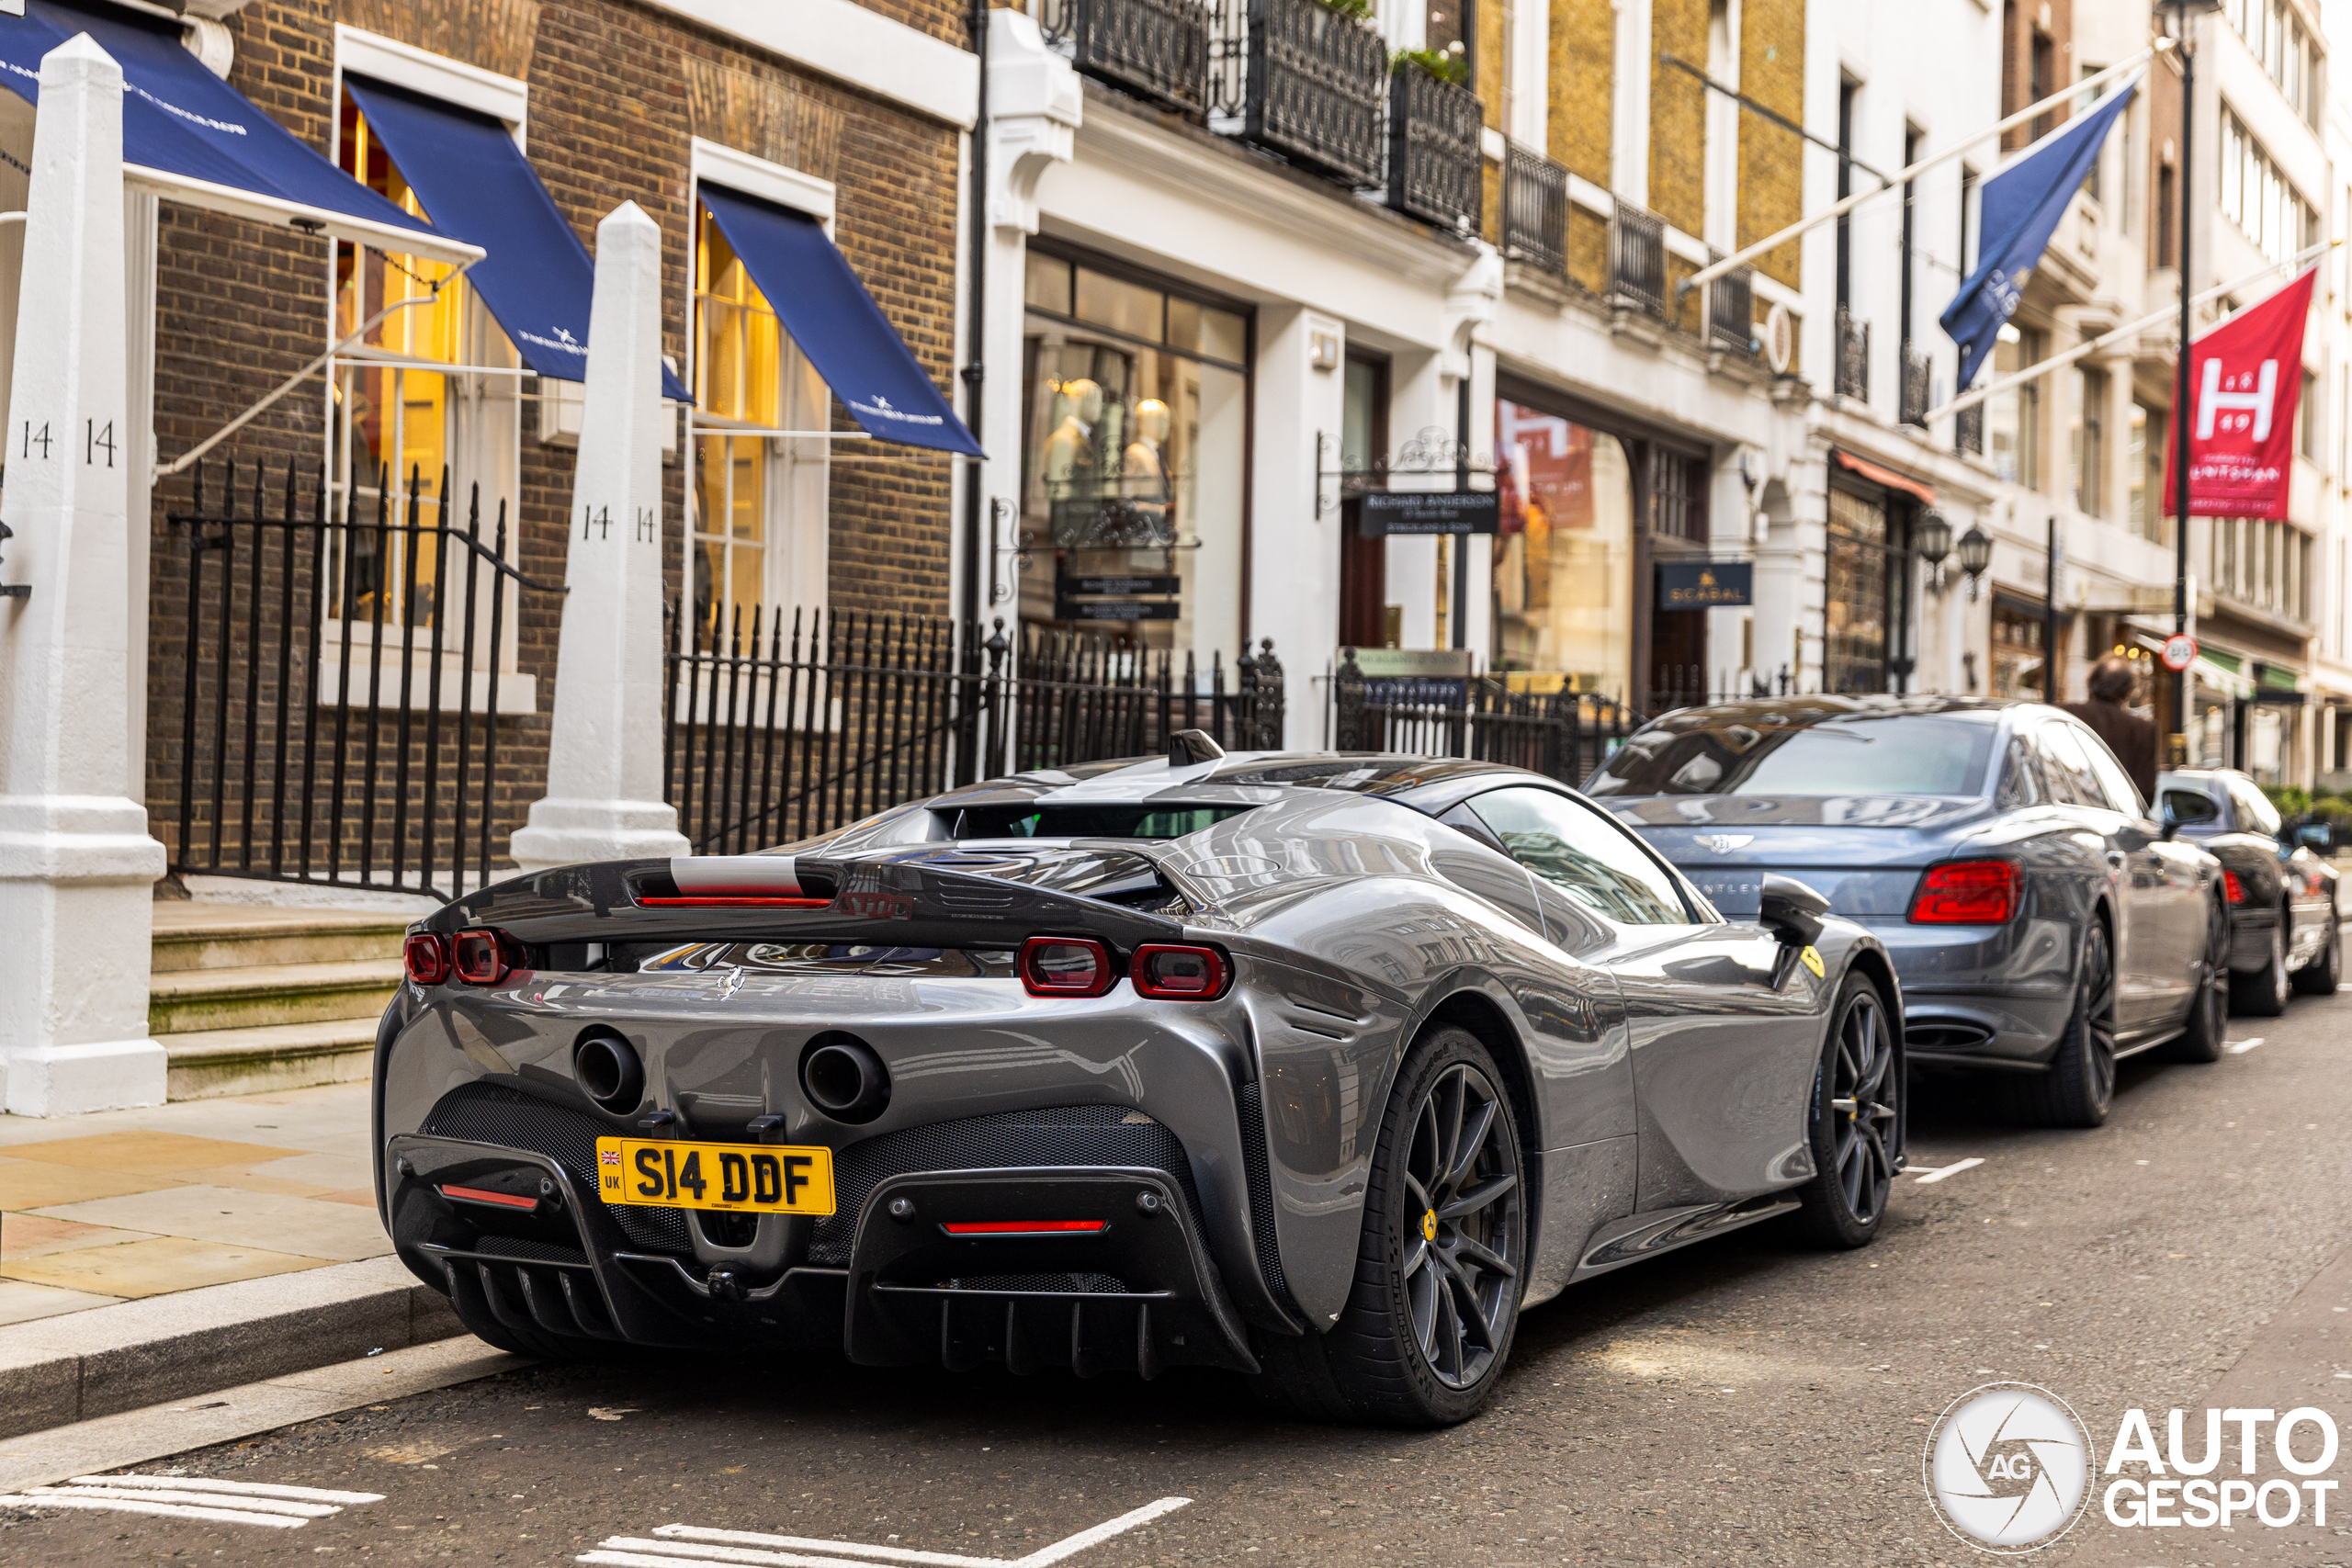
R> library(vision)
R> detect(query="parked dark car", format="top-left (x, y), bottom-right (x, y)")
top-left (1587, 696), bottom-right (2230, 1129)
top-left (375, 750), bottom-right (1905, 1427)
top-left (2154, 768), bottom-right (2340, 1013)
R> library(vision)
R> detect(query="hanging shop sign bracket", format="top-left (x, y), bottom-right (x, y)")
top-left (1315, 427), bottom-right (1498, 521)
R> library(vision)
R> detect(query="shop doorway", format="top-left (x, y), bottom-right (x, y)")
top-left (1338, 350), bottom-right (1392, 648)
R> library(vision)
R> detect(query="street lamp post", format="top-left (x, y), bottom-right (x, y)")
top-left (2158, 0), bottom-right (2222, 762)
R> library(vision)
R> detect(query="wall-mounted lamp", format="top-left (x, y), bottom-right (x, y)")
top-left (1916, 509), bottom-right (1953, 594)
top-left (1956, 523), bottom-right (1993, 601)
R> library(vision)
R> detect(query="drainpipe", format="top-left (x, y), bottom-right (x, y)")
top-left (957, 0), bottom-right (991, 633)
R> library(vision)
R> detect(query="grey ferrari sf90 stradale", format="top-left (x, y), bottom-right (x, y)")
top-left (375, 747), bottom-right (1906, 1426)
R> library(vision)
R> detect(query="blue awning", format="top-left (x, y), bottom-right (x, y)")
top-left (0, 1), bottom-right (473, 264)
top-left (699, 183), bottom-right (980, 457)
top-left (342, 74), bottom-right (688, 400)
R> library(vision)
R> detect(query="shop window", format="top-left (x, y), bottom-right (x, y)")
top-left (1018, 249), bottom-right (1249, 663)
top-left (1991, 601), bottom-right (2047, 698)
top-left (689, 199), bottom-right (827, 638)
top-left (1491, 400), bottom-right (1634, 698)
top-left (332, 92), bottom-right (521, 639)
top-left (1825, 486), bottom-right (1894, 694)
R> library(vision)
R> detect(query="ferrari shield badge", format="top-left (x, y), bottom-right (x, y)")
top-left (1799, 945), bottom-right (1826, 978)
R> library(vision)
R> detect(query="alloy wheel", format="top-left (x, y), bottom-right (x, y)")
top-left (2201, 902), bottom-right (2230, 1035)
top-left (2085, 929), bottom-right (2120, 1111)
top-left (1401, 1063), bottom-right (1521, 1391)
top-left (1826, 988), bottom-right (1899, 1224)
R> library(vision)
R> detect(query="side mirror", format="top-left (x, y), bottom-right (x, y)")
top-left (1758, 873), bottom-right (1831, 949)
top-left (2157, 802), bottom-right (2182, 841)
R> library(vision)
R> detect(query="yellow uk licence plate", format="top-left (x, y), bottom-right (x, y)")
top-left (595, 1137), bottom-right (836, 1215)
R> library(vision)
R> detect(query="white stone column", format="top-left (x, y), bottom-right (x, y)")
top-left (511, 202), bottom-right (690, 875)
top-left (0, 36), bottom-right (167, 1116)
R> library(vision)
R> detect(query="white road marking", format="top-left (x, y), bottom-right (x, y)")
top-left (582, 1498), bottom-right (1193, 1568)
top-left (0, 1472), bottom-right (384, 1530)
top-left (2228, 1036), bottom-right (2267, 1054)
top-left (1911, 1157), bottom-right (1986, 1185)
top-left (590, 1407), bottom-right (642, 1421)
top-left (66, 1472), bottom-right (384, 1506)
top-left (0, 1494), bottom-right (313, 1529)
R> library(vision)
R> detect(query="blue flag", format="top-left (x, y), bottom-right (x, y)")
top-left (1941, 78), bottom-right (2139, 390)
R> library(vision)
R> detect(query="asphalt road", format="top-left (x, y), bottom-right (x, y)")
top-left (6, 979), bottom-right (2352, 1568)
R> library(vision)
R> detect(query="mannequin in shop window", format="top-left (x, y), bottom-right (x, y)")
top-left (1120, 397), bottom-right (1173, 544)
top-left (1044, 378), bottom-right (1107, 545)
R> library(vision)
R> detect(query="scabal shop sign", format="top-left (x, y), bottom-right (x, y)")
top-left (2164, 266), bottom-right (2317, 522)
top-left (1657, 561), bottom-right (1753, 609)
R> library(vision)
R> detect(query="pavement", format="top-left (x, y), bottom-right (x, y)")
top-left (0, 1080), bottom-right (384, 1326)
top-left (0, 976), bottom-right (2348, 1562)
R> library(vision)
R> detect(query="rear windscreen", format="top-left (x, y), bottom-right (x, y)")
top-left (950, 804), bottom-right (1261, 839)
top-left (1588, 713), bottom-right (1997, 797)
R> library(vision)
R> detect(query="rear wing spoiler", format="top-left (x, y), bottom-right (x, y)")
top-left (425, 852), bottom-right (1188, 953)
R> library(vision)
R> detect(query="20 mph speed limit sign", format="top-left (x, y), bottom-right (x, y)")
top-left (2160, 633), bottom-right (2199, 672)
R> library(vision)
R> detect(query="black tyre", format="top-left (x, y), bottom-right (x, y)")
top-left (1790, 973), bottom-right (1899, 1248)
top-left (1251, 1025), bottom-right (1526, 1427)
top-left (2166, 897), bottom-right (2231, 1064)
top-left (2292, 914), bottom-right (2341, 997)
top-left (2231, 917), bottom-right (2290, 1017)
top-left (2006, 919), bottom-right (2118, 1129)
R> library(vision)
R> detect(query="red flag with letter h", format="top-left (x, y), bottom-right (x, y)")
top-left (2164, 266), bottom-right (2317, 520)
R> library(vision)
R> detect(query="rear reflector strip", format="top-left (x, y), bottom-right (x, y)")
top-left (940, 1220), bottom-right (1109, 1235)
top-left (438, 1184), bottom-right (538, 1210)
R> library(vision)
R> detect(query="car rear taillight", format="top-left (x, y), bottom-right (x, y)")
top-left (402, 932), bottom-right (451, 986)
top-left (1018, 935), bottom-right (1114, 998)
top-left (2223, 870), bottom-right (2248, 904)
top-left (1131, 943), bottom-right (1229, 999)
top-left (1908, 860), bottom-right (2019, 925)
top-left (452, 927), bottom-right (523, 987)
top-left (941, 1219), bottom-right (1109, 1235)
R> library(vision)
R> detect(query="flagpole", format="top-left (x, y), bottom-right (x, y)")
top-left (1927, 243), bottom-right (2333, 420)
top-left (2164, 0), bottom-right (2220, 759)
top-left (1676, 43), bottom-right (2170, 299)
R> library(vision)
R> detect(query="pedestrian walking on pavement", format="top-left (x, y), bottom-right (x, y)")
top-left (2069, 654), bottom-right (2158, 807)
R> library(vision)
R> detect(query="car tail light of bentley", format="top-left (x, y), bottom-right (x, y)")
top-left (1908, 860), bottom-right (2019, 925)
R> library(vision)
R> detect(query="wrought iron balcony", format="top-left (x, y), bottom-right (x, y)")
top-left (1386, 63), bottom-right (1481, 231)
top-left (1611, 203), bottom-right (1666, 319)
top-left (1501, 139), bottom-right (1567, 274)
top-left (1706, 260), bottom-right (1754, 355)
top-left (1038, 0), bottom-right (1211, 113)
top-left (1835, 307), bottom-right (1870, 401)
top-left (1899, 344), bottom-right (1930, 427)
top-left (1209, 0), bottom-right (1386, 188)
top-left (1955, 400), bottom-right (1984, 456)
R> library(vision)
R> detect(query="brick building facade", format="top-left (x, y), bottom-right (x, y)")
top-left (120, 0), bottom-right (974, 880)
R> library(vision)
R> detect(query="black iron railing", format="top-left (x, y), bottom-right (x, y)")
top-left (1212, 0), bottom-right (1385, 186)
top-left (1501, 139), bottom-right (1568, 274)
top-left (1900, 344), bottom-right (1931, 426)
top-left (162, 459), bottom-right (554, 902)
top-left (1329, 654), bottom-right (1645, 788)
top-left (1610, 203), bottom-right (1667, 318)
top-left (1706, 260), bottom-right (1754, 354)
top-left (1386, 63), bottom-right (1481, 230)
top-left (1956, 400), bottom-right (1984, 455)
top-left (1037, 0), bottom-right (1211, 112)
top-left (667, 610), bottom-right (1285, 854)
top-left (1836, 307), bottom-right (1871, 400)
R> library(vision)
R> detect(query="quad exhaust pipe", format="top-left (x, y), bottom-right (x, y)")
top-left (802, 1036), bottom-right (890, 1122)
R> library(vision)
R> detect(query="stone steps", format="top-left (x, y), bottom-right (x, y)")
top-left (151, 906), bottom-right (411, 1100)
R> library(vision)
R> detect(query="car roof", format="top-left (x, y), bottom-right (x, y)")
top-left (926, 751), bottom-right (1565, 817)
top-left (1636, 694), bottom-right (2036, 731)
